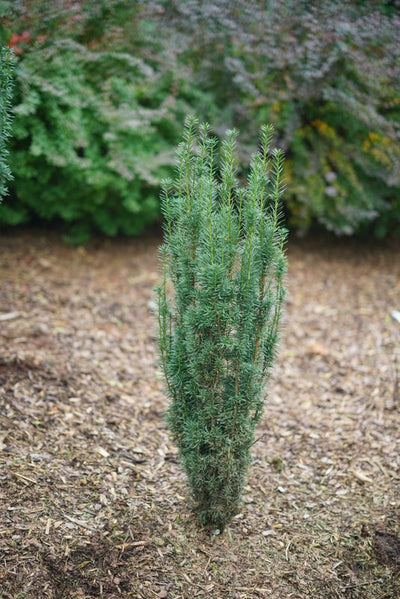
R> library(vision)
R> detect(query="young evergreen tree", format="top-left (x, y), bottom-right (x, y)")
top-left (157, 117), bottom-right (287, 530)
top-left (0, 46), bottom-right (14, 203)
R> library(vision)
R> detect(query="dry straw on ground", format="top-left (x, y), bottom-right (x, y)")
top-left (0, 229), bottom-right (399, 598)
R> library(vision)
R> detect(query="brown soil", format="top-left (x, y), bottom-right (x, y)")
top-left (0, 228), bottom-right (399, 599)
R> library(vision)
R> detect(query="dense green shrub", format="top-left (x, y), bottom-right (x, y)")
top-left (0, 1), bottom-right (211, 241)
top-left (0, 46), bottom-right (14, 202)
top-left (0, 39), bottom-right (184, 241)
top-left (2, 1), bottom-right (399, 238)
top-left (159, 0), bottom-right (400, 237)
top-left (158, 119), bottom-right (287, 529)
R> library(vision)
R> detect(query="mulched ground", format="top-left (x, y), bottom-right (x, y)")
top-left (0, 228), bottom-right (399, 599)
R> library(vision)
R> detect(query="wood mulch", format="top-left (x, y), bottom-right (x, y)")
top-left (0, 227), bottom-right (399, 599)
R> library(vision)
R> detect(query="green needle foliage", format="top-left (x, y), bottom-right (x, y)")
top-left (0, 45), bottom-right (14, 203)
top-left (157, 117), bottom-right (287, 530)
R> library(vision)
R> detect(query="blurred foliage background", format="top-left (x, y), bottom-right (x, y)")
top-left (0, 0), bottom-right (399, 242)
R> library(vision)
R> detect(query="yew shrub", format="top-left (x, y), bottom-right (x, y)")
top-left (157, 119), bottom-right (287, 529)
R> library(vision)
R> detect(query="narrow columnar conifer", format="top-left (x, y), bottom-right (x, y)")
top-left (0, 46), bottom-right (14, 202)
top-left (157, 117), bottom-right (287, 530)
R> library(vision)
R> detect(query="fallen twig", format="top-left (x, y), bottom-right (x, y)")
top-left (63, 514), bottom-right (97, 532)
top-left (0, 312), bottom-right (21, 321)
top-left (340, 579), bottom-right (383, 591)
top-left (14, 473), bottom-right (36, 485)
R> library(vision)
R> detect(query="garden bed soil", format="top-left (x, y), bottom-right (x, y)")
top-left (0, 228), bottom-right (399, 598)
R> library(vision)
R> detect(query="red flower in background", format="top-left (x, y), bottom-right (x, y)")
top-left (8, 32), bottom-right (24, 54)
top-left (8, 31), bottom-right (46, 55)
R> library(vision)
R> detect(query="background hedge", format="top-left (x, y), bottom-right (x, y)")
top-left (0, 0), bottom-right (399, 240)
